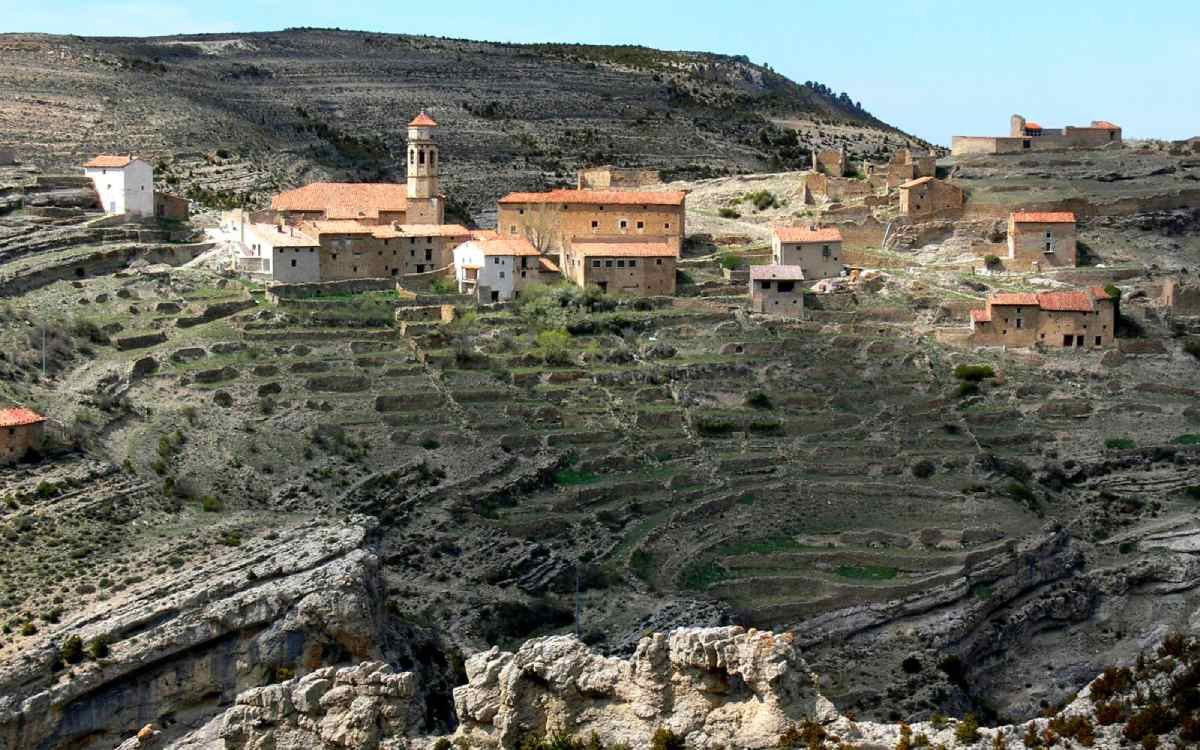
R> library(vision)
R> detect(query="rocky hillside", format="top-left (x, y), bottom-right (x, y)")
top-left (0, 30), bottom-right (928, 217)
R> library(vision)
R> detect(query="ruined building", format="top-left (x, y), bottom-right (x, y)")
top-left (0, 407), bottom-right (45, 464)
top-left (577, 166), bottom-right (661, 191)
top-left (811, 148), bottom-right (847, 177)
top-left (898, 177), bottom-right (965, 217)
top-left (969, 288), bottom-right (1116, 348)
top-left (952, 114), bottom-right (1122, 155)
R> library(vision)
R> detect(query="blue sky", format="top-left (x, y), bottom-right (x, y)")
top-left (4, 0), bottom-right (1197, 145)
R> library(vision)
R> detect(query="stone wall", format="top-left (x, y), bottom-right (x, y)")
top-left (499, 202), bottom-right (685, 256)
top-left (265, 278), bottom-right (396, 303)
top-left (577, 166), bottom-right (661, 190)
top-left (0, 421), bottom-right (43, 463)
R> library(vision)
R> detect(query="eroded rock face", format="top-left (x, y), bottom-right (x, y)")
top-left (453, 627), bottom-right (822, 750)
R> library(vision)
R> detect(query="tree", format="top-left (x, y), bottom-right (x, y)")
top-left (521, 203), bottom-right (565, 256)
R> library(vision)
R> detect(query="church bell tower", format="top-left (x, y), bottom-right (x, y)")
top-left (406, 111), bottom-right (442, 223)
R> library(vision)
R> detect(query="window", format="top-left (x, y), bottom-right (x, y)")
top-left (822, 245), bottom-right (831, 258)
top-left (509, 225), bottom-right (517, 235)
top-left (591, 220), bottom-right (598, 229)
top-left (1096, 336), bottom-right (1102, 345)
top-left (353, 266), bottom-right (358, 272)
top-left (519, 209), bottom-right (525, 215)
top-left (665, 223), bottom-right (671, 230)
top-left (592, 260), bottom-right (601, 268)
top-left (419, 150), bottom-right (425, 165)
top-left (384, 239), bottom-right (389, 246)
top-left (761, 280), bottom-right (772, 290)
top-left (499, 271), bottom-right (505, 278)
top-left (619, 220), bottom-right (628, 230)
top-left (778, 281), bottom-right (795, 293)
top-left (1016, 318), bottom-right (1022, 329)
top-left (425, 249), bottom-right (432, 261)
top-left (629, 260), bottom-right (637, 268)
top-left (636, 221), bottom-right (644, 230)
top-left (332, 253), bottom-right (338, 260)
top-left (494, 257), bottom-right (501, 264)
top-left (617, 260), bottom-right (625, 267)
top-left (606, 260), bottom-right (614, 267)
top-left (521, 271), bottom-right (527, 278)
top-left (656, 259), bottom-right (663, 265)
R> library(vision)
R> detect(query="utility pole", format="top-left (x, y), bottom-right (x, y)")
top-left (574, 560), bottom-right (581, 637)
top-left (41, 320), bottom-right (46, 378)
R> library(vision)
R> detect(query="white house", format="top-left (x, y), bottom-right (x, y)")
top-left (454, 235), bottom-right (553, 303)
top-left (83, 155), bottom-right (154, 217)
top-left (235, 221), bottom-right (321, 282)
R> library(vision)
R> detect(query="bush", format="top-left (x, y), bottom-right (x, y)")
top-left (696, 416), bottom-right (737, 436)
top-left (955, 713), bottom-right (981, 745)
top-left (983, 255), bottom-right (1001, 270)
top-left (536, 329), bottom-right (573, 366)
top-left (87, 634), bottom-right (111, 659)
top-left (60, 634), bottom-right (84, 664)
top-left (430, 276), bottom-right (458, 294)
top-left (911, 459), bottom-right (936, 479)
top-left (953, 364), bottom-right (995, 382)
top-left (433, 739), bottom-right (453, 750)
top-left (1096, 702), bottom-right (1124, 725)
top-left (778, 720), bottom-right (825, 749)
top-left (718, 207), bottom-right (741, 219)
top-left (745, 391), bottom-right (773, 409)
top-left (1122, 703), bottom-right (1174, 741)
top-left (743, 190), bottom-right (778, 211)
top-left (957, 381), bottom-right (980, 399)
top-left (649, 730), bottom-right (685, 750)
top-left (1089, 666), bottom-right (1133, 702)
top-left (1105, 437), bottom-right (1136, 450)
top-left (200, 495), bottom-right (224, 513)
top-left (719, 252), bottom-right (743, 270)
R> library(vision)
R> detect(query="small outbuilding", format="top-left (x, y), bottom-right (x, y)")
top-left (749, 265), bottom-right (805, 317)
top-left (0, 407), bottom-right (46, 463)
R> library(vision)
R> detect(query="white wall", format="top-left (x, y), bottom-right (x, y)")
top-left (775, 241), bottom-right (843, 281)
top-left (245, 225), bottom-right (321, 282)
top-left (85, 159), bottom-right (154, 217)
top-left (453, 242), bottom-right (516, 301)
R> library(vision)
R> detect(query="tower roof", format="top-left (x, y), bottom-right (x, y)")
top-left (409, 111), bottom-right (438, 128)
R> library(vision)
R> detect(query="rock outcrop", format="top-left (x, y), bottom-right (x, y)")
top-left (453, 627), bottom-right (821, 750)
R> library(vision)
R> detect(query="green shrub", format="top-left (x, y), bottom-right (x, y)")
top-left (420, 438), bottom-right (441, 450)
top-left (696, 416), bottom-right (737, 436)
top-left (955, 713), bottom-right (981, 745)
top-left (1106, 437), bottom-right (1136, 450)
top-left (87, 634), bottom-right (111, 659)
top-left (717, 207), bottom-right (741, 219)
top-left (430, 276), bottom-right (458, 295)
top-left (983, 255), bottom-right (1001, 270)
top-left (719, 253), bottom-right (743, 270)
top-left (554, 467), bottom-right (600, 485)
top-left (1173, 434), bottom-right (1200, 445)
top-left (1090, 666), bottom-right (1133, 702)
top-left (953, 364), bottom-right (995, 382)
top-left (957, 381), bottom-right (980, 399)
top-left (745, 391), bottom-right (773, 409)
top-left (433, 739), bottom-right (453, 750)
top-left (20, 622), bottom-right (37, 636)
top-left (1122, 702), bottom-right (1173, 742)
top-left (742, 190), bottom-right (778, 211)
top-left (200, 495), bottom-right (224, 513)
top-left (630, 549), bottom-right (655, 583)
top-left (649, 728), bottom-right (685, 750)
top-left (836, 564), bottom-right (897, 580)
top-left (678, 561), bottom-right (725, 589)
top-left (748, 419), bottom-right (783, 434)
top-left (61, 634), bottom-right (84, 664)
top-left (911, 459), bottom-right (936, 479)
top-left (536, 328), bottom-right (573, 366)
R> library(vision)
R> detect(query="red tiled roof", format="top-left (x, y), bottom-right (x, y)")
top-left (272, 183), bottom-right (408, 220)
top-left (83, 155), bottom-right (134, 168)
top-left (371, 223), bottom-right (470, 239)
top-left (498, 189), bottom-right (687, 207)
top-left (1090, 286), bottom-right (1115, 300)
top-left (750, 264), bottom-right (805, 280)
top-left (900, 176), bottom-right (935, 188)
top-left (990, 292), bottom-right (1040, 306)
top-left (570, 240), bottom-right (677, 258)
top-left (1092, 121), bottom-right (1120, 130)
top-left (1012, 211), bottom-right (1076, 224)
top-left (773, 225), bottom-right (843, 244)
top-left (409, 112), bottom-right (438, 127)
top-left (1037, 291), bottom-right (1095, 312)
top-left (0, 407), bottom-right (45, 427)
top-left (970, 309), bottom-right (991, 323)
top-left (1024, 122), bottom-right (1043, 130)
top-left (473, 237), bottom-right (542, 256)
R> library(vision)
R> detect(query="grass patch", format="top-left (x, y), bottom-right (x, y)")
top-left (553, 467), bottom-right (600, 485)
top-left (630, 549), bottom-right (656, 583)
top-left (836, 564), bottom-right (897, 581)
top-left (953, 364), bottom-right (995, 382)
top-left (679, 560), bottom-right (727, 590)
top-left (1105, 437), bottom-right (1136, 450)
top-left (1173, 434), bottom-right (1200, 445)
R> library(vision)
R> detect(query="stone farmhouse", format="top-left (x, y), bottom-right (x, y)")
top-left (561, 238), bottom-right (678, 296)
top-left (577, 166), bottom-right (661, 191)
top-left (969, 288), bottom-right (1116, 349)
top-left (952, 114), bottom-right (1122, 156)
top-left (1007, 211), bottom-right (1077, 269)
top-left (749, 265), bottom-right (805, 316)
top-left (898, 177), bottom-right (965, 217)
top-left (771, 226), bottom-right (844, 282)
top-left (83, 155), bottom-right (154, 217)
top-left (453, 235), bottom-right (561, 302)
top-left (0, 407), bottom-right (45, 464)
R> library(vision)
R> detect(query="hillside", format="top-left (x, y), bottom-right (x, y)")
top-left (0, 29), bottom-right (928, 219)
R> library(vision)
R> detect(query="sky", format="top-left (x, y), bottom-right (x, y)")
top-left (3, 0), bottom-right (1197, 145)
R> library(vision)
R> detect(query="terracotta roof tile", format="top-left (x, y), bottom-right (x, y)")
top-left (1037, 291), bottom-right (1096, 312)
top-left (1012, 211), bottom-right (1076, 224)
top-left (1024, 122), bottom-right (1043, 130)
top-left (750, 264), bottom-right (805, 280)
top-left (498, 189), bottom-right (687, 207)
top-left (1092, 121), bottom-right (1120, 130)
top-left (371, 223), bottom-right (471, 239)
top-left (1090, 286), bottom-right (1115, 300)
top-left (900, 176), bottom-right (935, 188)
top-left (773, 225), bottom-right (843, 243)
top-left (83, 155), bottom-right (135, 168)
top-left (272, 183), bottom-right (408, 220)
top-left (570, 240), bottom-right (677, 258)
top-left (246, 223), bottom-right (319, 247)
top-left (409, 112), bottom-right (438, 127)
top-left (990, 292), bottom-right (1040, 306)
top-left (472, 237), bottom-right (542, 256)
top-left (0, 407), bottom-right (45, 427)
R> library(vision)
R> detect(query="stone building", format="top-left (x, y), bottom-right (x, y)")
top-left (872, 148), bottom-right (936, 188)
top-left (497, 189), bottom-right (687, 257)
top-left (771, 226), bottom-right (844, 281)
top-left (811, 148), bottom-right (847, 177)
top-left (154, 191), bottom-right (189, 221)
top-left (577, 166), bottom-right (661, 191)
top-left (969, 288), bottom-right (1116, 348)
top-left (952, 114), bottom-right (1122, 155)
top-left (562, 239), bottom-right (677, 296)
top-left (0, 407), bottom-right (45, 463)
top-left (235, 223), bottom-right (321, 282)
top-left (1007, 211), bottom-right (1077, 269)
top-left (271, 113), bottom-right (445, 226)
top-left (898, 177), bottom-right (965, 217)
top-left (453, 236), bottom-right (560, 302)
top-left (749, 265), bottom-right (805, 316)
top-left (83, 155), bottom-right (154, 217)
